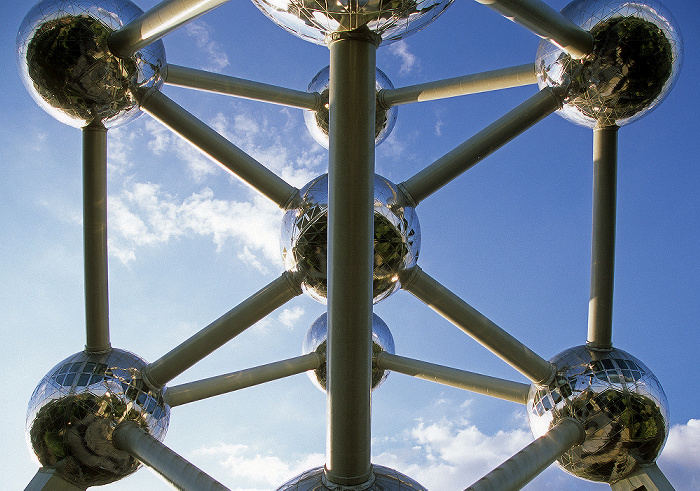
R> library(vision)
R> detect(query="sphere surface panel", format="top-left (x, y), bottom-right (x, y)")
top-left (249, 0), bottom-right (454, 46)
top-left (17, 0), bottom-right (166, 128)
top-left (26, 349), bottom-right (170, 487)
top-left (304, 66), bottom-right (397, 149)
top-left (276, 464), bottom-right (427, 490)
top-left (527, 346), bottom-right (668, 483)
top-left (536, 0), bottom-right (682, 128)
top-left (281, 174), bottom-right (420, 304)
top-left (302, 312), bottom-right (395, 392)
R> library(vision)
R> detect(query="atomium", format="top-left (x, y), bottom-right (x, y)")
top-left (302, 312), bottom-right (395, 392)
top-left (25, 348), bottom-right (169, 487)
top-left (527, 345), bottom-right (668, 483)
top-left (304, 65), bottom-right (397, 148)
top-left (249, 0), bottom-right (454, 46)
top-left (281, 173), bottom-right (420, 304)
top-left (276, 464), bottom-right (427, 491)
top-left (17, 0), bottom-right (166, 128)
top-left (536, 0), bottom-right (682, 128)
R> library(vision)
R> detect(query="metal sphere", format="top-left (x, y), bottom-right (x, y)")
top-left (304, 66), bottom-right (397, 149)
top-left (26, 348), bottom-right (170, 487)
top-left (527, 345), bottom-right (668, 483)
top-left (17, 0), bottom-right (166, 128)
top-left (275, 464), bottom-right (427, 490)
top-left (249, 0), bottom-right (454, 46)
top-left (536, 0), bottom-right (682, 128)
top-left (302, 312), bottom-right (395, 392)
top-left (281, 173), bottom-right (420, 304)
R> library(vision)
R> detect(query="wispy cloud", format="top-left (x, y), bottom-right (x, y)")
top-left (193, 442), bottom-right (324, 489)
top-left (388, 40), bottom-right (420, 75)
top-left (186, 20), bottom-right (230, 72)
top-left (108, 182), bottom-right (283, 269)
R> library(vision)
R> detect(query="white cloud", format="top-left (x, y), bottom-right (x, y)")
top-left (278, 306), bottom-right (305, 329)
top-left (658, 419), bottom-right (700, 490)
top-left (108, 182), bottom-right (283, 269)
top-left (186, 20), bottom-right (230, 71)
top-left (388, 40), bottom-right (420, 75)
top-left (193, 442), bottom-right (324, 489)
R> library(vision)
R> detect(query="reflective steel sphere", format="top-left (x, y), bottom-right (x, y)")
top-left (17, 0), bottom-right (166, 128)
top-left (527, 346), bottom-right (668, 483)
top-left (26, 349), bottom-right (169, 487)
top-left (536, 0), bottom-right (682, 128)
top-left (276, 464), bottom-right (427, 490)
top-left (249, 0), bottom-right (454, 46)
top-left (304, 66), bottom-right (397, 149)
top-left (281, 174), bottom-right (420, 304)
top-left (302, 312), bottom-right (395, 392)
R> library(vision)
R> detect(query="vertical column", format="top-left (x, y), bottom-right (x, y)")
top-left (82, 121), bottom-right (111, 353)
top-left (325, 31), bottom-right (378, 487)
top-left (587, 126), bottom-right (619, 350)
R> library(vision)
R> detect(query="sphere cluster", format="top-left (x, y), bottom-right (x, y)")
top-left (527, 346), bottom-right (668, 483)
top-left (304, 66), bottom-right (397, 149)
top-left (276, 464), bottom-right (427, 490)
top-left (536, 0), bottom-right (682, 128)
top-left (17, 0), bottom-right (166, 128)
top-left (302, 312), bottom-right (395, 392)
top-left (249, 0), bottom-right (454, 46)
top-left (26, 349), bottom-right (169, 487)
top-left (281, 174), bottom-right (420, 304)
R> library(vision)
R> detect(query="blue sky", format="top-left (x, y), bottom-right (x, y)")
top-left (1, 1), bottom-right (699, 490)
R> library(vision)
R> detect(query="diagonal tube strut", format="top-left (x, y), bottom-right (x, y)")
top-left (164, 352), bottom-right (324, 407)
top-left (164, 64), bottom-right (321, 110)
top-left (83, 122), bottom-right (111, 353)
top-left (466, 418), bottom-right (583, 490)
top-left (113, 421), bottom-right (230, 491)
top-left (400, 266), bottom-right (554, 384)
top-left (379, 63), bottom-right (536, 107)
top-left (587, 126), bottom-right (619, 350)
top-left (143, 271), bottom-right (302, 389)
top-left (399, 87), bottom-right (563, 206)
top-left (375, 352), bottom-right (530, 404)
top-left (109, 0), bottom-right (231, 58)
top-left (325, 31), bottom-right (379, 487)
top-left (472, 0), bottom-right (594, 59)
top-left (139, 89), bottom-right (300, 209)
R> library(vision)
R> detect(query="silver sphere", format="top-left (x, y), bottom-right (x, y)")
top-left (304, 66), bottom-right (397, 149)
top-left (527, 345), bottom-right (668, 483)
top-left (276, 464), bottom-right (427, 490)
top-left (302, 312), bottom-right (395, 392)
top-left (17, 0), bottom-right (166, 128)
top-left (249, 0), bottom-right (454, 46)
top-left (536, 0), bottom-right (682, 128)
top-left (281, 174), bottom-right (420, 304)
top-left (26, 349), bottom-right (170, 487)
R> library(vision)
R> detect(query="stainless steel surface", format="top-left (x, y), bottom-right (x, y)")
top-left (82, 122), bottom-right (111, 353)
top-left (536, 0), bottom-right (682, 128)
top-left (303, 312), bottom-right (394, 393)
top-left (401, 266), bottom-right (555, 384)
top-left (275, 464), bottom-right (428, 491)
top-left (17, 0), bottom-right (165, 128)
top-left (281, 174), bottom-right (420, 304)
top-left (467, 418), bottom-right (583, 491)
top-left (527, 345), bottom-right (669, 483)
top-left (587, 126), bottom-right (618, 349)
top-left (114, 421), bottom-right (230, 491)
top-left (376, 352), bottom-right (530, 405)
top-left (26, 349), bottom-right (170, 487)
top-left (249, 0), bottom-right (454, 46)
top-left (304, 66), bottom-right (397, 148)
